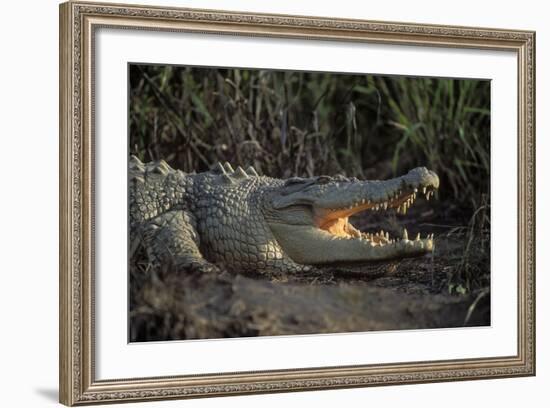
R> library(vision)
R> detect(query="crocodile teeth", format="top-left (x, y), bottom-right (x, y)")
top-left (403, 228), bottom-right (408, 240)
top-left (416, 233), bottom-right (421, 241)
top-left (422, 187), bottom-right (427, 195)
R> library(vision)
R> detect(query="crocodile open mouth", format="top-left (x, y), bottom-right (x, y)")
top-left (268, 166), bottom-right (440, 264)
top-left (314, 185), bottom-right (437, 250)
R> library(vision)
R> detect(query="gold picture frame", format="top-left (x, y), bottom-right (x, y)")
top-left (59, 1), bottom-right (536, 405)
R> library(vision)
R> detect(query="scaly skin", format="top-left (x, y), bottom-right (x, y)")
top-left (129, 156), bottom-right (440, 274)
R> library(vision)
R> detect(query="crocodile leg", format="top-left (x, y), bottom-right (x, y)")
top-left (140, 210), bottom-right (219, 273)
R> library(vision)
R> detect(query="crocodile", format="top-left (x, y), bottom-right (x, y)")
top-left (129, 156), bottom-right (439, 274)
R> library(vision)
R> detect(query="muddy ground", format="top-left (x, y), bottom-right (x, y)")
top-left (129, 201), bottom-right (490, 342)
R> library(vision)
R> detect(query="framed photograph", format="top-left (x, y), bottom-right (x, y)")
top-left (59, 1), bottom-right (535, 405)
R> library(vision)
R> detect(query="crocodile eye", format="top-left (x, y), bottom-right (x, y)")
top-left (316, 176), bottom-right (332, 184)
top-left (334, 174), bottom-right (349, 182)
top-left (284, 177), bottom-right (307, 186)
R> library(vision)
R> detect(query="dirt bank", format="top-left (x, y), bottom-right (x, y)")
top-left (130, 204), bottom-right (490, 342)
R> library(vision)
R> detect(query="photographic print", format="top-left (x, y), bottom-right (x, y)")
top-left (128, 64), bottom-right (491, 342)
top-left (60, 3), bottom-right (535, 404)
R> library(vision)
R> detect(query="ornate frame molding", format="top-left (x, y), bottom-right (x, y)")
top-left (59, 1), bottom-right (535, 405)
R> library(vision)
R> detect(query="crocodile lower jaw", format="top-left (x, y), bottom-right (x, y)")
top-left (269, 223), bottom-right (434, 265)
